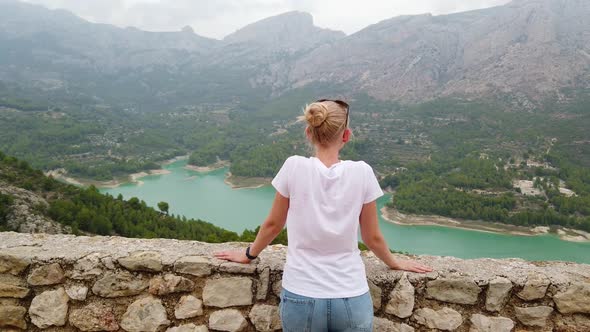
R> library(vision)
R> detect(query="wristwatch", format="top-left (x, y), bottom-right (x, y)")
top-left (245, 246), bottom-right (258, 260)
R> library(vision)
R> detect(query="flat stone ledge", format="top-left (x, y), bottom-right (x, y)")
top-left (0, 233), bottom-right (587, 286)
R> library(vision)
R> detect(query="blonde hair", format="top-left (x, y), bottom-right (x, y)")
top-left (298, 100), bottom-right (349, 146)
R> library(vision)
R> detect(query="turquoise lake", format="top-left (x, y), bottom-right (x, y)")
top-left (100, 160), bottom-right (590, 264)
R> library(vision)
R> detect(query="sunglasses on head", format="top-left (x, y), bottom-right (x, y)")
top-left (315, 99), bottom-right (350, 127)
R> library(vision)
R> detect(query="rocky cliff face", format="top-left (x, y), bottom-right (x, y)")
top-left (0, 183), bottom-right (70, 234)
top-left (0, 233), bottom-right (589, 331)
top-left (1, 0), bottom-right (589, 107)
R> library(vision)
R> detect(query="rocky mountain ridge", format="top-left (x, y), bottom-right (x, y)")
top-left (287, 0), bottom-right (590, 101)
top-left (0, 0), bottom-right (589, 107)
top-left (223, 11), bottom-right (345, 50)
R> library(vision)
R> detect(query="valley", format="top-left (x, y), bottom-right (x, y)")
top-left (0, 0), bottom-right (589, 261)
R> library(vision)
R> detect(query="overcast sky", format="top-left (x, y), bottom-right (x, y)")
top-left (21, 0), bottom-right (512, 39)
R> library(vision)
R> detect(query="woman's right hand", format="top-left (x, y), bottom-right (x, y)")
top-left (360, 201), bottom-right (434, 274)
top-left (389, 258), bottom-right (433, 273)
top-left (214, 250), bottom-right (252, 264)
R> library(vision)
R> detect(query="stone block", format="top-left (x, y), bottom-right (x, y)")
top-left (92, 271), bottom-right (148, 298)
top-left (426, 277), bottom-right (481, 305)
top-left (553, 282), bottom-right (590, 314)
top-left (149, 274), bottom-right (194, 295)
top-left (249, 304), bottom-right (281, 331)
top-left (385, 273), bottom-right (414, 318)
top-left (119, 251), bottom-right (163, 272)
top-left (29, 287), bottom-right (69, 328)
top-left (120, 296), bottom-right (171, 332)
top-left (0, 305), bottom-right (27, 330)
top-left (203, 277), bottom-right (253, 308)
top-left (209, 309), bottom-right (248, 332)
top-left (175, 295), bottom-right (203, 319)
top-left (469, 314), bottom-right (514, 332)
top-left (485, 277), bottom-right (512, 312)
top-left (514, 305), bottom-right (553, 327)
top-left (517, 274), bottom-right (550, 301)
top-left (0, 282), bottom-right (29, 298)
top-left (65, 284), bottom-right (88, 301)
top-left (413, 307), bottom-right (463, 331)
top-left (70, 253), bottom-right (104, 280)
top-left (101, 256), bottom-right (117, 270)
top-left (0, 253), bottom-right (30, 275)
top-left (174, 256), bottom-right (212, 276)
top-left (27, 263), bottom-right (65, 286)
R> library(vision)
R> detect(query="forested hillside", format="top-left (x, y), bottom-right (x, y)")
top-left (382, 151), bottom-right (590, 232)
top-left (0, 151), bottom-right (287, 243)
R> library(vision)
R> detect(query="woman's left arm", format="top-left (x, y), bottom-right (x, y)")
top-left (214, 192), bottom-right (289, 263)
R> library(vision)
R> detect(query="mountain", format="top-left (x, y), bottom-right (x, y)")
top-left (214, 11), bottom-right (345, 93)
top-left (0, 0), bottom-right (217, 70)
top-left (224, 11), bottom-right (345, 51)
top-left (287, 0), bottom-right (590, 102)
top-left (0, 0), bottom-right (589, 107)
top-left (0, 0), bottom-right (223, 107)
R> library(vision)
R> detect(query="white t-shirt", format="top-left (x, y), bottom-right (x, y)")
top-left (271, 155), bottom-right (384, 298)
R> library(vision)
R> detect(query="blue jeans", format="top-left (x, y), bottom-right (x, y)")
top-left (279, 289), bottom-right (374, 332)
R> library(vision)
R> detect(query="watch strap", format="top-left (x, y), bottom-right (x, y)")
top-left (245, 246), bottom-right (258, 260)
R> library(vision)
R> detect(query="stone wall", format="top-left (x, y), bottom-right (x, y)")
top-left (0, 233), bottom-right (589, 332)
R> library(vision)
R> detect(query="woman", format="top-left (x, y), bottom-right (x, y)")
top-left (215, 100), bottom-right (432, 331)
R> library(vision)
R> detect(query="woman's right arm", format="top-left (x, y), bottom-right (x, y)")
top-left (360, 201), bottom-right (432, 273)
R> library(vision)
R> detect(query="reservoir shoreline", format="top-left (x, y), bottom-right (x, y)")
top-left (380, 206), bottom-right (590, 243)
top-left (46, 155), bottom-right (188, 189)
top-left (183, 161), bottom-right (271, 189)
top-left (98, 159), bottom-right (590, 263)
top-left (223, 172), bottom-right (271, 189)
top-left (54, 158), bottom-right (590, 245)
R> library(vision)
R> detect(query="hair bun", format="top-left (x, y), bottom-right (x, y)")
top-left (304, 103), bottom-right (328, 128)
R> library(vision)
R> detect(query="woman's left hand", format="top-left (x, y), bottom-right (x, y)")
top-left (390, 258), bottom-right (433, 273)
top-left (214, 250), bottom-right (252, 264)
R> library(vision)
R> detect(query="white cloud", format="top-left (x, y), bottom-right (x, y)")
top-left (21, 0), bottom-right (512, 39)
